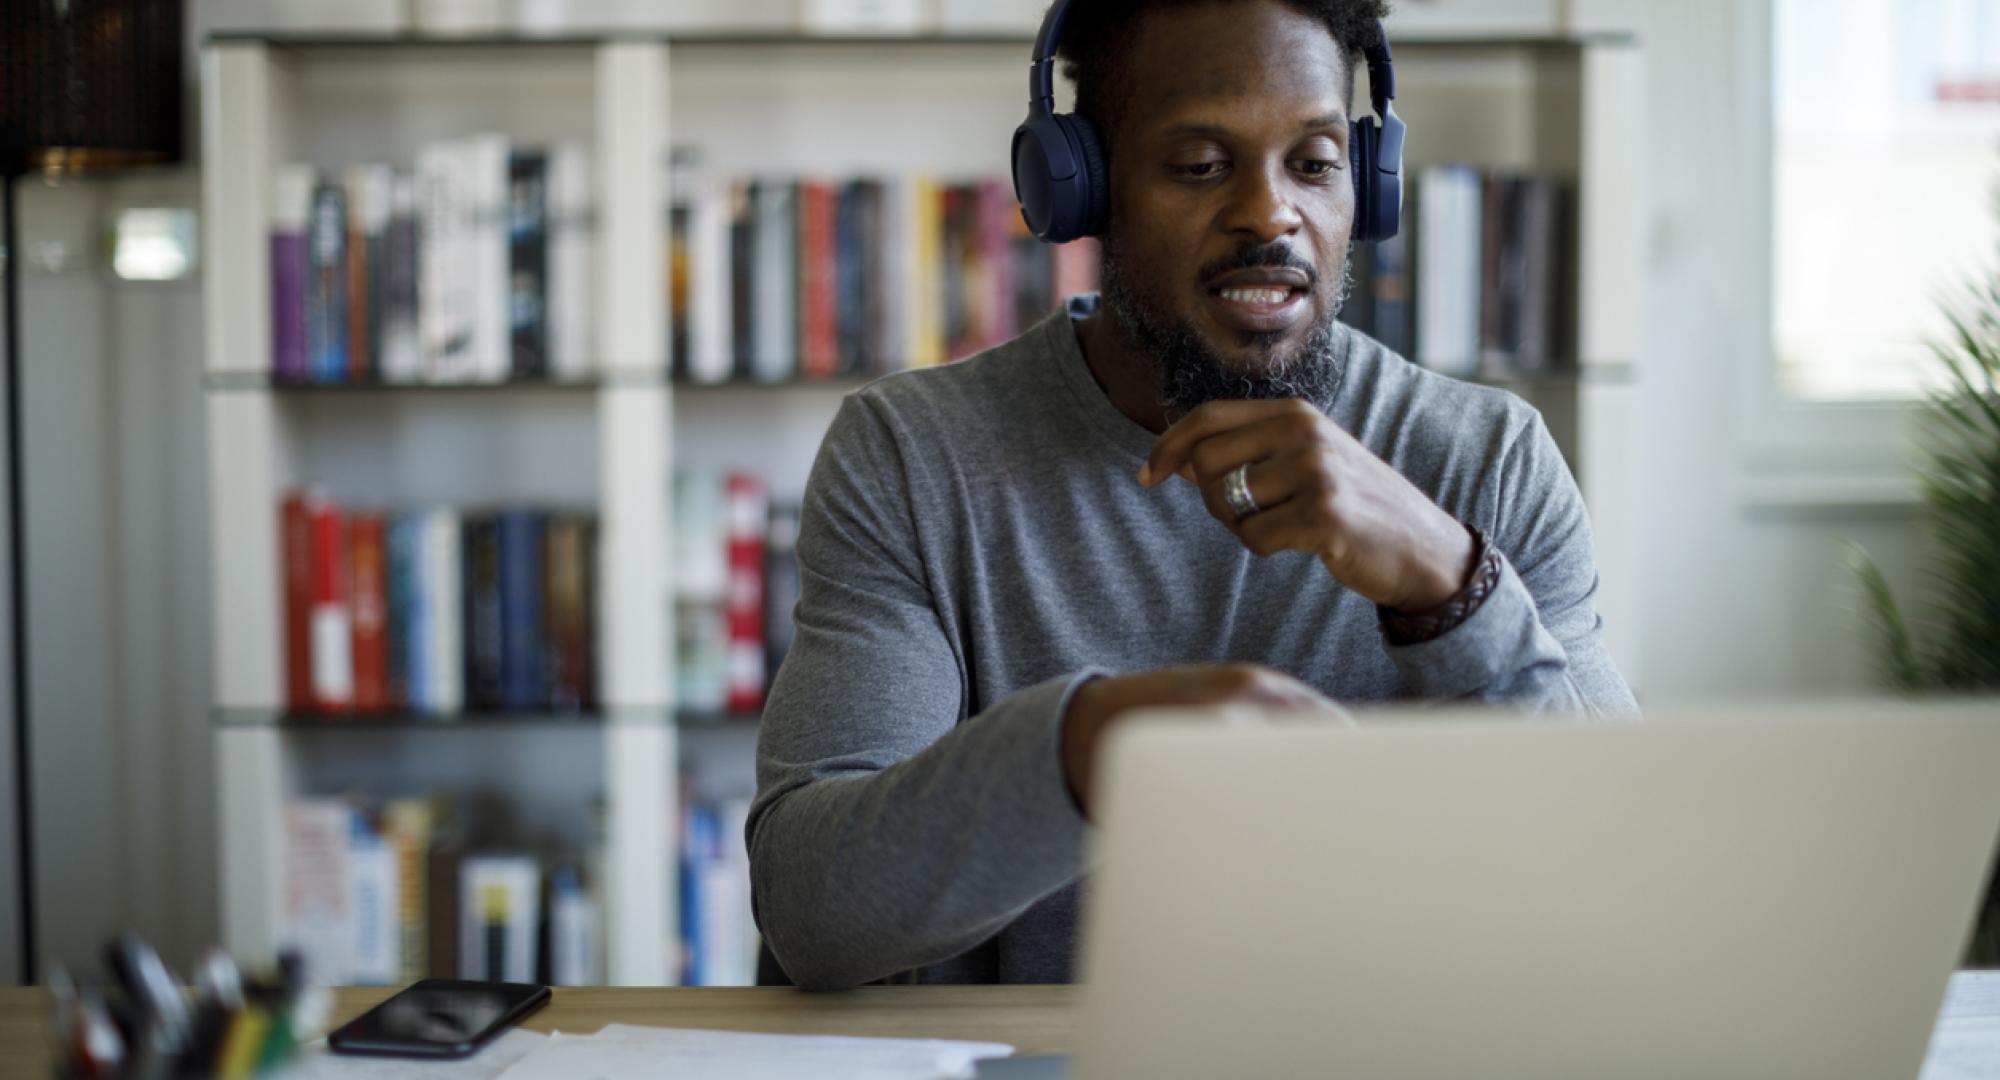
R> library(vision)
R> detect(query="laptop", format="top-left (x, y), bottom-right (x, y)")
top-left (1000, 702), bottom-right (2000, 1079)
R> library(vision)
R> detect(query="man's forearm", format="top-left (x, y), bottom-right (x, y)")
top-left (748, 672), bottom-right (1100, 990)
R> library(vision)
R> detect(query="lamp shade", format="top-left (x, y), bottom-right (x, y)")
top-left (1, 0), bottom-right (184, 174)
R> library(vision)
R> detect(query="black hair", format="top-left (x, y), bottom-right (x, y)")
top-left (1054, 0), bottom-right (1391, 153)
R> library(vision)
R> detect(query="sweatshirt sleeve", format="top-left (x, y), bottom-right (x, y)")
top-left (1386, 411), bottom-right (1639, 717)
top-left (746, 393), bottom-right (1099, 991)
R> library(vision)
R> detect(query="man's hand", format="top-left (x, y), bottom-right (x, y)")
top-left (1061, 664), bottom-right (1346, 816)
top-left (1139, 399), bottom-right (1477, 612)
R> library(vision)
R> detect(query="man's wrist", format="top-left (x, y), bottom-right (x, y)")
top-left (1379, 527), bottom-right (1501, 646)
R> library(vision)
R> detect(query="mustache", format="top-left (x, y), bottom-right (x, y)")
top-left (1200, 243), bottom-right (1318, 287)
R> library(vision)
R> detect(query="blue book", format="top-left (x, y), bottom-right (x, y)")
top-left (497, 511), bottom-right (547, 710)
top-left (307, 182), bottom-right (349, 382)
top-left (385, 514), bottom-right (420, 709)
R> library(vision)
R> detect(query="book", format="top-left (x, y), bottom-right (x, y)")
top-left (749, 180), bottom-right (798, 383)
top-left (346, 164), bottom-right (394, 382)
top-left (286, 799), bottom-right (354, 987)
top-left (281, 493), bottom-right (314, 711)
top-left (463, 515), bottom-right (505, 710)
top-left (271, 166), bottom-right (315, 382)
top-left (419, 141), bottom-right (475, 382)
top-left (307, 182), bottom-right (350, 383)
top-left (466, 135), bottom-right (513, 383)
top-left (729, 181), bottom-right (755, 379)
top-left (307, 493), bottom-right (354, 711)
top-left (348, 812), bottom-right (401, 985)
top-left (545, 516), bottom-right (595, 710)
top-left (902, 175), bottom-right (943, 368)
top-left (763, 503), bottom-right (801, 683)
top-left (688, 171), bottom-right (736, 386)
top-left (979, 178), bottom-right (1019, 347)
top-left (384, 513), bottom-right (420, 708)
top-left (1366, 224), bottom-right (1412, 356)
top-left (379, 172), bottom-right (424, 383)
top-left (669, 180), bottom-right (691, 378)
top-left (350, 513), bottom-right (390, 711)
top-left (834, 179), bottom-right (868, 376)
top-left (382, 796), bottom-right (435, 984)
top-left (724, 473), bottom-right (768, 715)
top-left (497, 510), bottom-right (548, 710)
top-left (419, 507), bottom-right (465, 714)
top-left (508, 149), bottom-right (550, 380)
top-left (546, 143), bottom-right (594, 382)
top-left (547, 865), bottom-right (599, 987)
top-left (1415, 164), bottom-right (1482, 377)
top-left (460, 855), bottom-right (540, 983)
top-left (1510, 176), bottom-right (1564, 374)
top-left (799, 180), bottom-right (839, 378)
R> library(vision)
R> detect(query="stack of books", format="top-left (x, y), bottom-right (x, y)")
top-left (671, 470), bottom-right (800, 717)
top-left (283, 795), bottom-right (604, 987)
top-left (1345, 165), bottom-right (1569, 379)
top-left (666, 168), bottom-right (1102, 382)
top-left (270, 139), bottom-right (594, 385)
top-left (280, 491), bottom-right (598, 715)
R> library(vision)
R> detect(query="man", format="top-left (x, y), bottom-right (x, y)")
top-left (748, 0), bottom-right (1637, 991)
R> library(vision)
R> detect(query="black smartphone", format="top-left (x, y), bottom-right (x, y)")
top-left (327, 978), bottom-right (551, 1059)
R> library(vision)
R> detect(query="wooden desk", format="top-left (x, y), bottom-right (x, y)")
top-left (0, 984), bottom-right (1079, 1074)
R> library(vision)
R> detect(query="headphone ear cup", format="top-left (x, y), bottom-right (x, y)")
top-left (1064, 112), bottom-right (1110, 239)
top-left (1349, 116), bottom-right (1380, 244)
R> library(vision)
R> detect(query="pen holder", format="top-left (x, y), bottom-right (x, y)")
top-left (48, 934), bottom-right (331, 1080)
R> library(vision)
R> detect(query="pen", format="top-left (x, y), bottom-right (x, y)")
top-left (73, 990), bottom-right (126, 1080)
top-left (107, 934), bottom-right (190, 1080)
top-left (183, 948), bottom-right (244, 1079)
top-left (215, 1004), bottom-right (269, 1080)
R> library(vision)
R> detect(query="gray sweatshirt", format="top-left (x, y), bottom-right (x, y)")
top-left (749, 295), bottom-right (1637, 990)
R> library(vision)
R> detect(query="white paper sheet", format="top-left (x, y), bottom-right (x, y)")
top-left (275, 1028), bottom-right (549, 1080)
top-left (1922, 972), bottom-right (2000, 1080)
top-left (492, 1023), bottom-right (1013, 1080)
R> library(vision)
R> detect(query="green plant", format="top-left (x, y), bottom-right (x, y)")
top-left (1846, 181), bottom-right (2000, 966)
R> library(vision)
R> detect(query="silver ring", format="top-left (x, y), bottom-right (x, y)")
top-left (1223, 463), bottom-right (1260, 520)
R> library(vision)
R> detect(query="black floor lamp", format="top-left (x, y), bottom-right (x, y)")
top-left (1, 0), bottom-right (183, 984)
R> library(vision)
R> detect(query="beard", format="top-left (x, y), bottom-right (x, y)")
top-left (1099, 236), bottom-right (1354, 419)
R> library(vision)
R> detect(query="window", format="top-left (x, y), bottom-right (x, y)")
top-left (1771, 0), bottom-right (2000, 403)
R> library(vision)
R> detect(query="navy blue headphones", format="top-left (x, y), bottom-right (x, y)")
top-left (1010, 5), bottom-right (1405, 246)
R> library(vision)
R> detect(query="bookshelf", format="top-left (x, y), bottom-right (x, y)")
top-left (202, 26), bottom-right (1644, 990)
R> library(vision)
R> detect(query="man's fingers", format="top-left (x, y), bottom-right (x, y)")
top-left (1139, 400), bottom-right (1292, 487)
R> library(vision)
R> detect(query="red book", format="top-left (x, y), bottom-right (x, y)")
top-left (307, 493), bottom-right (354, 711)
top-left (724, 473), bottom-right (768, 715)
top-left (281, 493), bottom-right (314, 711)
top-left (800, 181), bottom-right (839, 379)
top-left (350, 513), bottom-right (389, 711)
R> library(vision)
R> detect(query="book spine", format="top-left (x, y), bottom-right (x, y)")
top-left (271, 166), bottom-right (315, 382)
top-left (834, 180), bottom-right (866, 376)
top-left (307, 183), bottom-right (349, 383)
top-left (547, 865), bottom-right (597, 987)
top-left (497, 510), bottom-right (547, 711)
top-left (344, 168), bottom-right (372, 382)
top-left (282, 493), bottom-right (313, 712)
top-left (691, 175), bottom-right (734, 383)
top-left (424, 508), bottom-right (464, 713)
top-left (380, 173), bottom-right (421, 383)
top-left (472, 137), bottom-right (513, 383)
top-left (764, 503), bottom-right (801, 683)
top-left (1369, 225), bottom-right (1411, 357)
top-left (1479, 173), bottom-right (1511, 374)
top-left (285, 800), bottom-right (355, 988)
top-left (669, 192), bottom-right (691, 379)
top-left (545, 516), bottom-right (593, 710)
top-left (307, 493), bottom-right (354, 711)
top-left (802, 181), bottom-right (839, 378)
top-left (383, 798), bottom-right (434, 985)
top-left (463, 515), bottom-right (505, 710)
top-left (547, 144), bottom-right (594, 381)
top-left (942, 184), bottom-right (972, 361)
top-left (348, 813), bottom-right (400, 985)
top-left (979, 178), bottom-right (1017, 347)
top-left (350, 514), bottom-right (390, 712)
top-left (384, 514), bottom-right (415, 709)
top-left (724, 473), bottom-right (767, 715)
top-left (729, 181), bottom-right (755, 380)
top-left (508, 150), bottom-right (550, 380)
top-left (906, 176), bottom-right (942, 368)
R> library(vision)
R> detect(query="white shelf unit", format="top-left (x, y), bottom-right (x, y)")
top-left (201, 38), bottom-right (674, 985)
top-left (202, 29), bottom-right (1647, 989)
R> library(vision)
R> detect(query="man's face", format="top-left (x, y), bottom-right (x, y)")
top-left (1097, 0), bottom-right (1356, 415)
